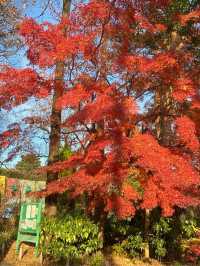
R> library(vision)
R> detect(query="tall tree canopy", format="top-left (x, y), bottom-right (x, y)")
top-left (0, 0), bottom-right (200, 220)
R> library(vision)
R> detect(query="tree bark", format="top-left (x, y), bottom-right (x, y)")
top-left (144, 209), bottom-right (150, 259)
top-left (46, 0), bottom-right (71, 210)
top-left (47, 0), bottom-right (71, 182)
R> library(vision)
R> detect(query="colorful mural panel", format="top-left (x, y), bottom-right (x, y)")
top-left (0, 176), bottom-right (6, 197)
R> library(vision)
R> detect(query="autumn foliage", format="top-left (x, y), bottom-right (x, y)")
top-left (0, 0), bottom-right (200, 221)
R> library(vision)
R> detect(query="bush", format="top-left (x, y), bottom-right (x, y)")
top-left (113, 234), bottom-right (144, 258)
top-left (40, 214), bottom-right (103, 263)
top-left (105, 212), bottom-right (143, 245)
top-left (150, 217), bottom-right (172, 259)
top-left (88, 251), bottom-right (105, 266)
top-left (180, 217), bottom-right (197, 238)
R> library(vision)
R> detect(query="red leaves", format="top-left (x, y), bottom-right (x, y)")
top-left (132, 133), bottom-right (199, 185)
top-left (186, 245), bottom-right (200, 263)
top-left (176, 116), bottom-right (199, 152)
top-left (0, 125), bottom-right (20, 149)
top-left (121, 53), bottom-right (177, 74)
top-left (39, 153), bottom-right (83, 174)
top-left (141, 176), bottom-right (159, 210)
top-left (122, 183), bottom-right (140, 201)
top-left (20, 18), bottom-right (41, 36)
top-left (65, 88), bottom-right (137, 127)
top-left (20, 19), bottom-right (60, 67)
top-left (134, 12), bottom-right (167, 33)
top-left (0, 67), bottom-right (51, 109)
top-left (77, 1), bottom-right (111, 25)
top-left (132, 133), bottom-right (200, 215)
top-left (105, 194), bottom-right (136, 219)
top-left (172, 76), bottom-right (196, 102)
top-left (179, 8), bottom-right (200, 26)
top-left (56, 84), bottom-right (90, 109)
top-left (19, 17), bottom-right (96, 67)
top-left (1, 0), bottom-right (200, 222)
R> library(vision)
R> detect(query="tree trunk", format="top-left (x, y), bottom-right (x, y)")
top-left (154, 85), bottom-right (174, 146)
top-left (46, 0), bottom-right (71, 209)
top-left (144, 209), bottom-right (150, 259)
top-left (47, 0), bottom-right (71, 182)
top-left (154, 30), bottom-right (183, 147)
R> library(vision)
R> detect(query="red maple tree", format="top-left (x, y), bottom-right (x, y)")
top-left (0, 0), bottom-right (200, 222)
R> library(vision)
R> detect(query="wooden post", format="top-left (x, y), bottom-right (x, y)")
top-left (144, 209), bottom-right (150, 259)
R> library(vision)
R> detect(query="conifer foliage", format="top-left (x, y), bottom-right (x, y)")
top-left (0, 0), bottom-right (200, 219)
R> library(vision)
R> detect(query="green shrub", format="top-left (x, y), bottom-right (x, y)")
top-left (113, 234), bottom-right (144, 258)
top-left (40, 215), bottom-right (103, 262)
top-left (150, 217), bottom-right (172, 259)
top-left (89, 251), bottom-right (105, 266)
top-left (151, 238), bottom-right (166, 258)
top-left (173, 261), bottom-right (182, 266)
top-left (180, 217), bottom-right (197, 238)
top-left (105, 212), bottom-right (143, 245)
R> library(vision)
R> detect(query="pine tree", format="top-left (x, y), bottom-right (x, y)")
top-left (15, 153), bottom-right (41, 180)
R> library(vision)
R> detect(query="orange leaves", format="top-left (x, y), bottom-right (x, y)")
top-left (179, 8), bottom-right (200, 26)
top-left (56, 84), bottom-right (90, 109)
top-left (57, 84), bottom-right (91, 108)
top-left (19, 18), bottom-right (41, 36)
top-left (154, 23), bottom-right (167, 32)
top-left (121, 52), bottom-right (177, 74)
top-left (131, 133), bottom-right (200, 215)
top-left (141, 176), bottom-right (159, 210)
top-left (134, 12), bottom-right (167, 33)
top-left (176, 116), bottom-right (199, 152)
top-left (172, 76), bottom-right (196, 102)
top-left (0, 67), bottom-right (37, 108)
top-left (134, 12), bottom-right (156, 32)
top-left (0, 125), bottom-right (20, 149)
top-left (191, 100), bottom-right (200, 110)
top-left (152, 53), bottom-right (177, 72)
top-left (39, 153), bottom-right (83, 174)
top-left (105, 195), bottom-right (136, 219)
top-left (56, 33), bottom-right (96, 61)
top-left (122, 183), bottom-right (140, 201)
top-left (123, 97), bottom-right (138, 116)
top-left (121, 54), bottom-right (150, 73)
top-left (20, 19), bottom-right (60, 67)
top-left (0, 67), bottom-right (38, 90)
top-left (132, 133), bottom-right (199, 185)
top-left (0, 67), bottom-right (51, 109)
top-left (78, 1), bottom-right (111, 25)
top-left (84, 139), bottom-right (110, 164)
top-left (65, 87), bottom-right (137, 127)
top-left (19, 17), bottom-right (97, 67)
top-left (2, 0), bottom-right (200, 221)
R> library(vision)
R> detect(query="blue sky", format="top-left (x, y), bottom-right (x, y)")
top-left (1, 0), bottom-right (64, 167)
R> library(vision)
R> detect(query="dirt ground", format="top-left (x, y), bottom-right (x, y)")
top-left (106, 254), bottom-right (165, 266)
top-left (0, 242), bottom-right (41, 266)
top-left (0, 242), bottom-right (188, 266)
